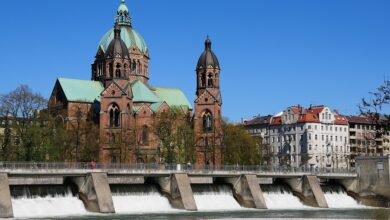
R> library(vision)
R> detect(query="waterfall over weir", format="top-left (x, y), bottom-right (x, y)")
top-left (11, 186), bottom-right (88, 218)
top-left (261, 185), bottom-right (310, 209)
top-left (111, 185), bottom-right (176, 213)
top-left (192, 185), bottom-right (244, 211)
top-left (322, 185), bottom-right (365, 208)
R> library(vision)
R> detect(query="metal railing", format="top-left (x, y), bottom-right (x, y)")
top-left (0, 161), bottom-right (356, 175)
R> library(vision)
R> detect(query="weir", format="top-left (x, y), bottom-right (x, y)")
top-left (1, 160), bottom-right (388, 215)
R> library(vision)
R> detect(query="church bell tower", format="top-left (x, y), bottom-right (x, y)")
top-left (193, 37), bottom-right (223, 167)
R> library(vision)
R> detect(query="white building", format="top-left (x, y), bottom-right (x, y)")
top-left (245, 105), bottom-right (350, 168)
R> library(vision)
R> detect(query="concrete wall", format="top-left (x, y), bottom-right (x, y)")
top-left (356, 156), bottom-right (390, 206)
top-left (0, 173), bottom-right (13, 218)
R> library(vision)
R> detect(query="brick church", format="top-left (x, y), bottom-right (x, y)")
top-left (48, 0), bottom-right (223, 165)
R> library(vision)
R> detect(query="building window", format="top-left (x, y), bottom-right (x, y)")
top-left (207, 73), bottom-right (213, 87)
top-left (109, 103), bottom-right (120, 127)
top-left (315, 134), bottom-right (318, 140)
top-left (322, 135), bottom-right (324, 141)
top-left (309, 133), bottom-right (311, 140)
top-left (142, 125), bottom-right (148, 145)
top-left (202, 111), bottom-right (213, 132)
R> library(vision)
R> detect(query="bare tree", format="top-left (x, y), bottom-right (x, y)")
top-left (0, 85), bottom-right (47, 161)
top-left (359, 79), bottom-right (390, 155)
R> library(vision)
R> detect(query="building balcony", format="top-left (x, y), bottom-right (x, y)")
top-left (350, 135), bottom-right (356, 139)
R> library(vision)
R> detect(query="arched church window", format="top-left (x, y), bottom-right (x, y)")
top-left (202, 111), bottom-right (213, 132)
top-left (116, 63), bottom-right (121, 78)
top-left (142, 125), bottom-right (148, 145)
top-left (207, 73), bottom-right (213, 88)
top-left (201, 72), bottom-right (206, 87)
top-left (109, 103), bottom-right (120, 127)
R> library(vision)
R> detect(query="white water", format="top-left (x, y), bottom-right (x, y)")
top-left (111, 185), bottom-right (177, 213)
top-left (262, 185), bottom-right (310, 209)
top-left (192, 185), bottom-right (244, 211)
top-left (323, 185), bottom-right (366, 208)
top-left (12, 191), bottom-right (88, 218)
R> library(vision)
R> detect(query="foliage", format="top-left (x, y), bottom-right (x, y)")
top-left (223, 122), bottom-right (263, 165)
top-left (154, 108), bottom-right (195, 164)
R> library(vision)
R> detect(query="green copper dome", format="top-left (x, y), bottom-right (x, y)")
top-left (99, 25), bottom-right (148, 55)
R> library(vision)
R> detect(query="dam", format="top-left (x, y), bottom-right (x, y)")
top-left (0, 156), bottom-right (389, 218)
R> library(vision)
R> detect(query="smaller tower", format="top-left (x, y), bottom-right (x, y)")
top-left (194, 37), bottom-right (223, 167)
top-left (92, 23), bottom-right (130, 87)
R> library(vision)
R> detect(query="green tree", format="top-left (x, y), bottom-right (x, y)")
top-left (223, 122), bottom-right (263, 165)
top-left (154, 107), bottom-right (195, 164)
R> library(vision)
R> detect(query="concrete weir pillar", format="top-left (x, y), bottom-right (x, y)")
top-left (0, 173), bottom-right (13, 218)
top-left (154, 173), bottom-right (197, 211)
top-left (282, 176), bottom-right (328, 208)
top-left (226, 175), bottom-right (267, 209)
top-left (74, 172), bottom-right (115, 213)
top-left (303, 175), bottom-right (328, 208)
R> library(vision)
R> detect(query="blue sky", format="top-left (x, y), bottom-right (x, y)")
top-left (0, 0), bottom-right (389, 121)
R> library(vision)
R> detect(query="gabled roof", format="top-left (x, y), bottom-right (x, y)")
top-left (57, 78), bottom-right (104, 103)
top-left (131, 80), bottom-right (161, 103)
top-left (153, 87), bottom-right (192, 109)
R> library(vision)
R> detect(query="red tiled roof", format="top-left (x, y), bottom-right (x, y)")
top-left (305, 106), bottom-right (325, 114)
top-left (297, 113), bottom-right (320, 123)
top-left (270, 116), bottom-right (282, 125)
top-left (290, 107), bottom-right (302, 114)
top-left (334, 115), bottom-right (348, 125)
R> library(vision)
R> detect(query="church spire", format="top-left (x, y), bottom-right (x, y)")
top-left (115, 0), bottom-right (132, 27)
top-left (205, 35), bottom-right (212, 50)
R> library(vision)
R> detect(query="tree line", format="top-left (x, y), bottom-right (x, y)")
top-left (0, 85), bottom-right (265, 164)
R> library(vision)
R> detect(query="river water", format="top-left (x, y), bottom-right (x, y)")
top-left (9, 184), bottom-right (390, 220)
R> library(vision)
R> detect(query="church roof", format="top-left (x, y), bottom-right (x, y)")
top-left (153, 87), bottom-right (192, 109)
top-left (131, 80), bottom-right (161, 103)
top-left (56, 78), bottom-right (191, 109)
top-left (57, 78), bottom-right (104, 103)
